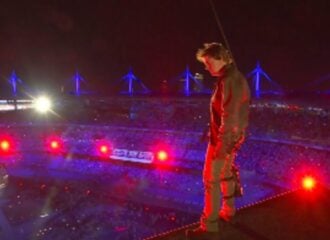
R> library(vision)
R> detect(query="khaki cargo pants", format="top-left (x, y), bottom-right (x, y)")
top-left (200, 133), bottom-right (245, 232)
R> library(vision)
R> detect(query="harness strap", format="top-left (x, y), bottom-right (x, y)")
top-left (220, 175), bottom-right (235, 182)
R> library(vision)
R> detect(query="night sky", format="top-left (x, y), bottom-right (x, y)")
top-left (0, 0), bottom-right (329, 94)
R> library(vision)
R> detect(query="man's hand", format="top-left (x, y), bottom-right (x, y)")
top-left (215, 130), bottom-right (244, 158)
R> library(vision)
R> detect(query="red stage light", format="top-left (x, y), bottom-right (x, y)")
top-left (302, 176), bottom-right (316, 191)
top-left (156, 150), bottom-right (168, 162)
top-left (96, 141), bottom-right (112, 158)
top-left (0, 136), bottom-right (14, 154)
top-left (152, 143), bottom-right (173, 164)
top-left (46, 136), bottom-right (63, 153)
top-left (100, 145), bottom-right (109, 154)
top-left (292, 166), bottom-right (323, 192)
top-left (0, 140), bottom-right (10, 152)
top-left (50, 140), bottom-right (59, 149)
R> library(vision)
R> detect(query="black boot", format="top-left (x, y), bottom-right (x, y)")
top-left (219, 211), bottom-right (235, 222)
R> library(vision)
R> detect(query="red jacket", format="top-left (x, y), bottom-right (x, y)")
top-left (209, 64), bottom-right (250, 146)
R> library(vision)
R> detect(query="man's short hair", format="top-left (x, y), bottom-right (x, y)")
top-left (196, 42), bottom-right (232, 63)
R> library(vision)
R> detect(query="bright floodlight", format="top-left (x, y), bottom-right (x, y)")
top-left (34, 96), bottom-right (51, 113)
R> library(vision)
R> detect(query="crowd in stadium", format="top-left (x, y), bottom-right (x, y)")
top-left (0, 97), bottom-right (329, 239)
top-left (66, 97), bottom-right (330, 146)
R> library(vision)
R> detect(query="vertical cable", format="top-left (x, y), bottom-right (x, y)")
top-left (208, 0), bottom-right (236, 66)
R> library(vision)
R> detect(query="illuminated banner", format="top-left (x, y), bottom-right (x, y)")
top-left (0, 99), bottom-right (34, 111)
top-left (110, 148), bottom-right (154, 163)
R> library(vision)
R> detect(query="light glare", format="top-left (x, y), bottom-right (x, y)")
top-left (35, 96), bottom-right (51, 113)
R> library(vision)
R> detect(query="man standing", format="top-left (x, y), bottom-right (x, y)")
top-left (186, 43), bottom-right (250, 239)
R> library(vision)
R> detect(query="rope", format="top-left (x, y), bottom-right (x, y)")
top-left (208, 0), bottom-right (237, 67)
